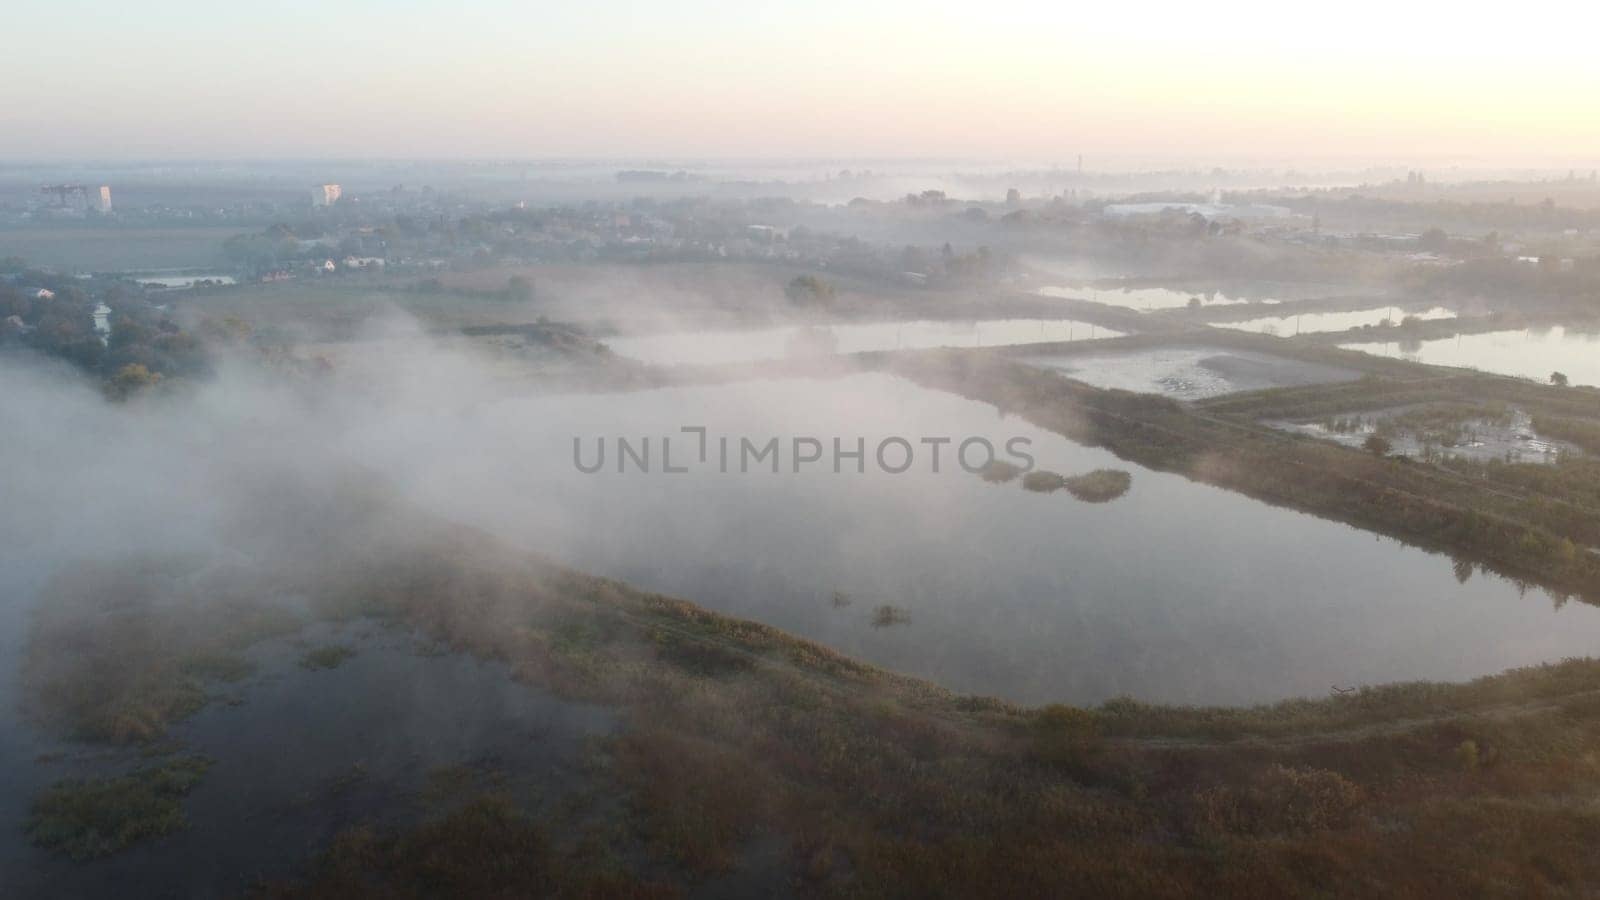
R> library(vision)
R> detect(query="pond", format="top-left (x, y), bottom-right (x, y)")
top-left (1020, 346), bottom-right (1361, 399)
top-left (604, 319), bottom-right (1124, 366)
top-left (1342, 326), bottom-right (1600, 387)
top-left (345, 372), bottom-right (1600, 707)
top-left (1270, 407), bottom-right (1574, 465)
top-left (1212, 305), bottom-right (1456, 336)
top-left (130, 272), bottom-right (237, 289)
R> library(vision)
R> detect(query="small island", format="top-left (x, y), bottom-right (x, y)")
top-left (1021, 470), bottom-right (1067, 493)
top-left (977, 459), bottom-right (1025, 483)
top-left (1022, 468), bottom-right (1133, 502)
top-left (1063, 469), bottom-right (1134, 503)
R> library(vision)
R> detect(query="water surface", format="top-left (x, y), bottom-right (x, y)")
top-left (1214, 305), bottom-right (1455, 336)
top-left (349, 372), bottom-right (1600, 706)
top-left (130, 272), bottom-right (238, 289)
top-left (1022, 346), bottom-right (1360, 399)
top-left (1343, 326), bottom-right (1600, 386)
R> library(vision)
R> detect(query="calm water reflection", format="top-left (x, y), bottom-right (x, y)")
top-left (1343, 326), bottom-right (1600, 387)
top-left (353, 373), bottom-right (1600, 706)
top-left (1022, 346), bottom-right (1360, 399)
top-left (1215, 306), bottom-right (1456, 335)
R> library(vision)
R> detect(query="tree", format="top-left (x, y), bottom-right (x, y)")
top-left (1551, 371), bottom-right (1570, 387)
top-left (104, 363), bottom-right (162, 401)
top-left (1363, 434), bottom-right (1392, 457)
top-left (899, 245), bottom-right (929, 274)
top-left (784, 275), bottom-right (835, 306)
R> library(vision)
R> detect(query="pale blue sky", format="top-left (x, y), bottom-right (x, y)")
top-left (5, 1), bottom-right (1598, 162)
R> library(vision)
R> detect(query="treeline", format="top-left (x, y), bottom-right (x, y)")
top-left (1405, 256), bottom-right (1600, 308)
top-left (0, 260), bottom-right (221, 399)
top-left (1260, 189), bottom-right (1600, 234)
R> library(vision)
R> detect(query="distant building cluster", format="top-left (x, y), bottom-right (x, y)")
top-left (36, 184), bottom-right (112, 214)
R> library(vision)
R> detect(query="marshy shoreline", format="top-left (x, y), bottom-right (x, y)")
top-left (16, 472), bottom-right (1600, 897)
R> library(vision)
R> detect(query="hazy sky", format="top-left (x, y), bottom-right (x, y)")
top-left (4, 1), bottom-right (1598, 164)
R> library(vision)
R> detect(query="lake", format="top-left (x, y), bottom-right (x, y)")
top-left (346, 372), bottom-right (1600, 706)
top-left (604, 318), bottom-right (1125, 366)
top-left (1343, 326), bottom-right (1600, 387)
top-left (1020, 346), bottom-right (1361, 399)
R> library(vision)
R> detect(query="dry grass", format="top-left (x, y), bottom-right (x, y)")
top-left (249, 794), bottom-right (679, 899)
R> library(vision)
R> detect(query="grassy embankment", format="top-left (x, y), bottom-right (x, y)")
top-left (1200, 372), bottom-right (1600, 555)
top-left (24, 477), bottom-right (1600, 897)
top-left (892, 350), bottom-right (1600, 604)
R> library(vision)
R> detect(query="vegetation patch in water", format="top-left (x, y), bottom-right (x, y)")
top-left (1532, 414), bottom-right (1600, 455)
top-left (870, 604), bottom-right (912, 628)
top-left (1021, 469), bottom-right (1067, 492)
top-left (1063, 469), bottom-right (1133, 503)
top-left (897, 353), bottom-right (1600, 600)
top-left (299, 644), bottom-right (357, 670)
top-left (23, 561), bottom-right (303, 743)
top-left (1022, 468), bottom-right (1131, 501)
top-left (27, 756), bottom-right (212, 860)
top-left (179, 651), bottom-right (256, 683)
top-left (977, 459), bottom-right (1024, 483)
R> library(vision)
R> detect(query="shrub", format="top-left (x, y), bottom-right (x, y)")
top-left (1188, 765), bottom-right (1365, 837)
top-left (1032, 704), bottom-right (1102, 767)
top-left (870, 605), bottom-right (912, 628)
top-left (299, 644), bottom-right (357, 670)
top-left (784, 275), bottom-right (835, 306)
top-left (1021, 470), bottom-right (1067, 493)
top-left (1251, 764), bottom-right (1365, 832)
top-left (1063, 469), bottom-right (1133, 503)
top-left (978, 459), bottom-right (1024, 483)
